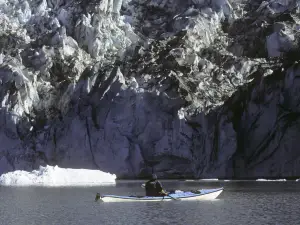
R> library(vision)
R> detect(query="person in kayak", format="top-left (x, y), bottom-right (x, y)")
top-left (145, 174), bottom-right (168, 197)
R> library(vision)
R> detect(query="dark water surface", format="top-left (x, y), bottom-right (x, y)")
top-left (0, 180), bottom-right (299, 225)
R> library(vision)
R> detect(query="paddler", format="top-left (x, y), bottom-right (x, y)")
top-left (145, 174), bottom-right (168, 197)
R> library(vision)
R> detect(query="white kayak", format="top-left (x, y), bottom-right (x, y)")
top-left (97, 187), bottom-right (223, 202)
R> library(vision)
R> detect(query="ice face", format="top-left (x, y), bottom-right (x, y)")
top-left (1, 0), bottom-right (300, 180)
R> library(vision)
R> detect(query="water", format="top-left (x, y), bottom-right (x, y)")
top-left (1, 180), bottom-right (300, 225)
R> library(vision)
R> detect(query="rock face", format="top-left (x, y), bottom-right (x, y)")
top-left (1, 0), bottom-right (300, 178)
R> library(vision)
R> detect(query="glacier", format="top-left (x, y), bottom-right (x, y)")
top-left (0, 165), bottom-right (116, 186)
top-left (0, 0), bottom-right (300, 179)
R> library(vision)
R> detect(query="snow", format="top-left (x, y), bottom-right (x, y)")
top-left (256, 179), bottom-right (287, 182)
top-left (178, 108), bottom-right (185, 120)
top-left (0, 165), bottom-right (116, 186)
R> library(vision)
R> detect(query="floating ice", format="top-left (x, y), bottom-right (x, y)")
top-left (0, 165), bottom-right (116, 186)
top-left (199, 179), bottom-right (219, 181)
top-left (256, 179), bottom-right (286, 182)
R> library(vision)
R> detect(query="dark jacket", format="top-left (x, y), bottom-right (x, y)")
top-left (145, 179), bottom-right (163, 196)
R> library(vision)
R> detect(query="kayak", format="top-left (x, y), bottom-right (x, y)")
top-left (97, 187), bottom-right (223, 202)
top-left (96, 187), bottom-right (223, 202)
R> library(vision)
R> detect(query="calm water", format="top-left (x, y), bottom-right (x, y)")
top-left (0, 180), bottom-right (300, 225)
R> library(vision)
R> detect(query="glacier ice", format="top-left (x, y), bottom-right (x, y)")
top-left (0, 165), bottom-right (116, 186)
top-left (0, 0), bottom-right (300, 179)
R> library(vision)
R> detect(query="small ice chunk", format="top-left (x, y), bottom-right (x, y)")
top-left (256, 179), bottom-right (286, 182)
top-left (199, 178), bottom-right (219, 181)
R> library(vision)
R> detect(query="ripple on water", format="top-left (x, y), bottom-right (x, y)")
top-left (0, 181), bottom-right (300, 225)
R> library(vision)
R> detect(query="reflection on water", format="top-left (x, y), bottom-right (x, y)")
top-left (0, 181), bottom-right (300, 225)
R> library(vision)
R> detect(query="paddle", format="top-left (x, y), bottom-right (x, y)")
top-left (141, 183), bottom-right (180, 201)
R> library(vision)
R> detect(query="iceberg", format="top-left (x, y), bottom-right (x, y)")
top-left (256, 179), bottom-right (286, 182)
top-left (296, 179), bottom-right (299, 182)
top-left (0, 165), bottom-right (116, 186)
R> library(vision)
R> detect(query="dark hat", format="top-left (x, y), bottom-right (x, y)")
top-left (151, 174), bottom-right (157, 180)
